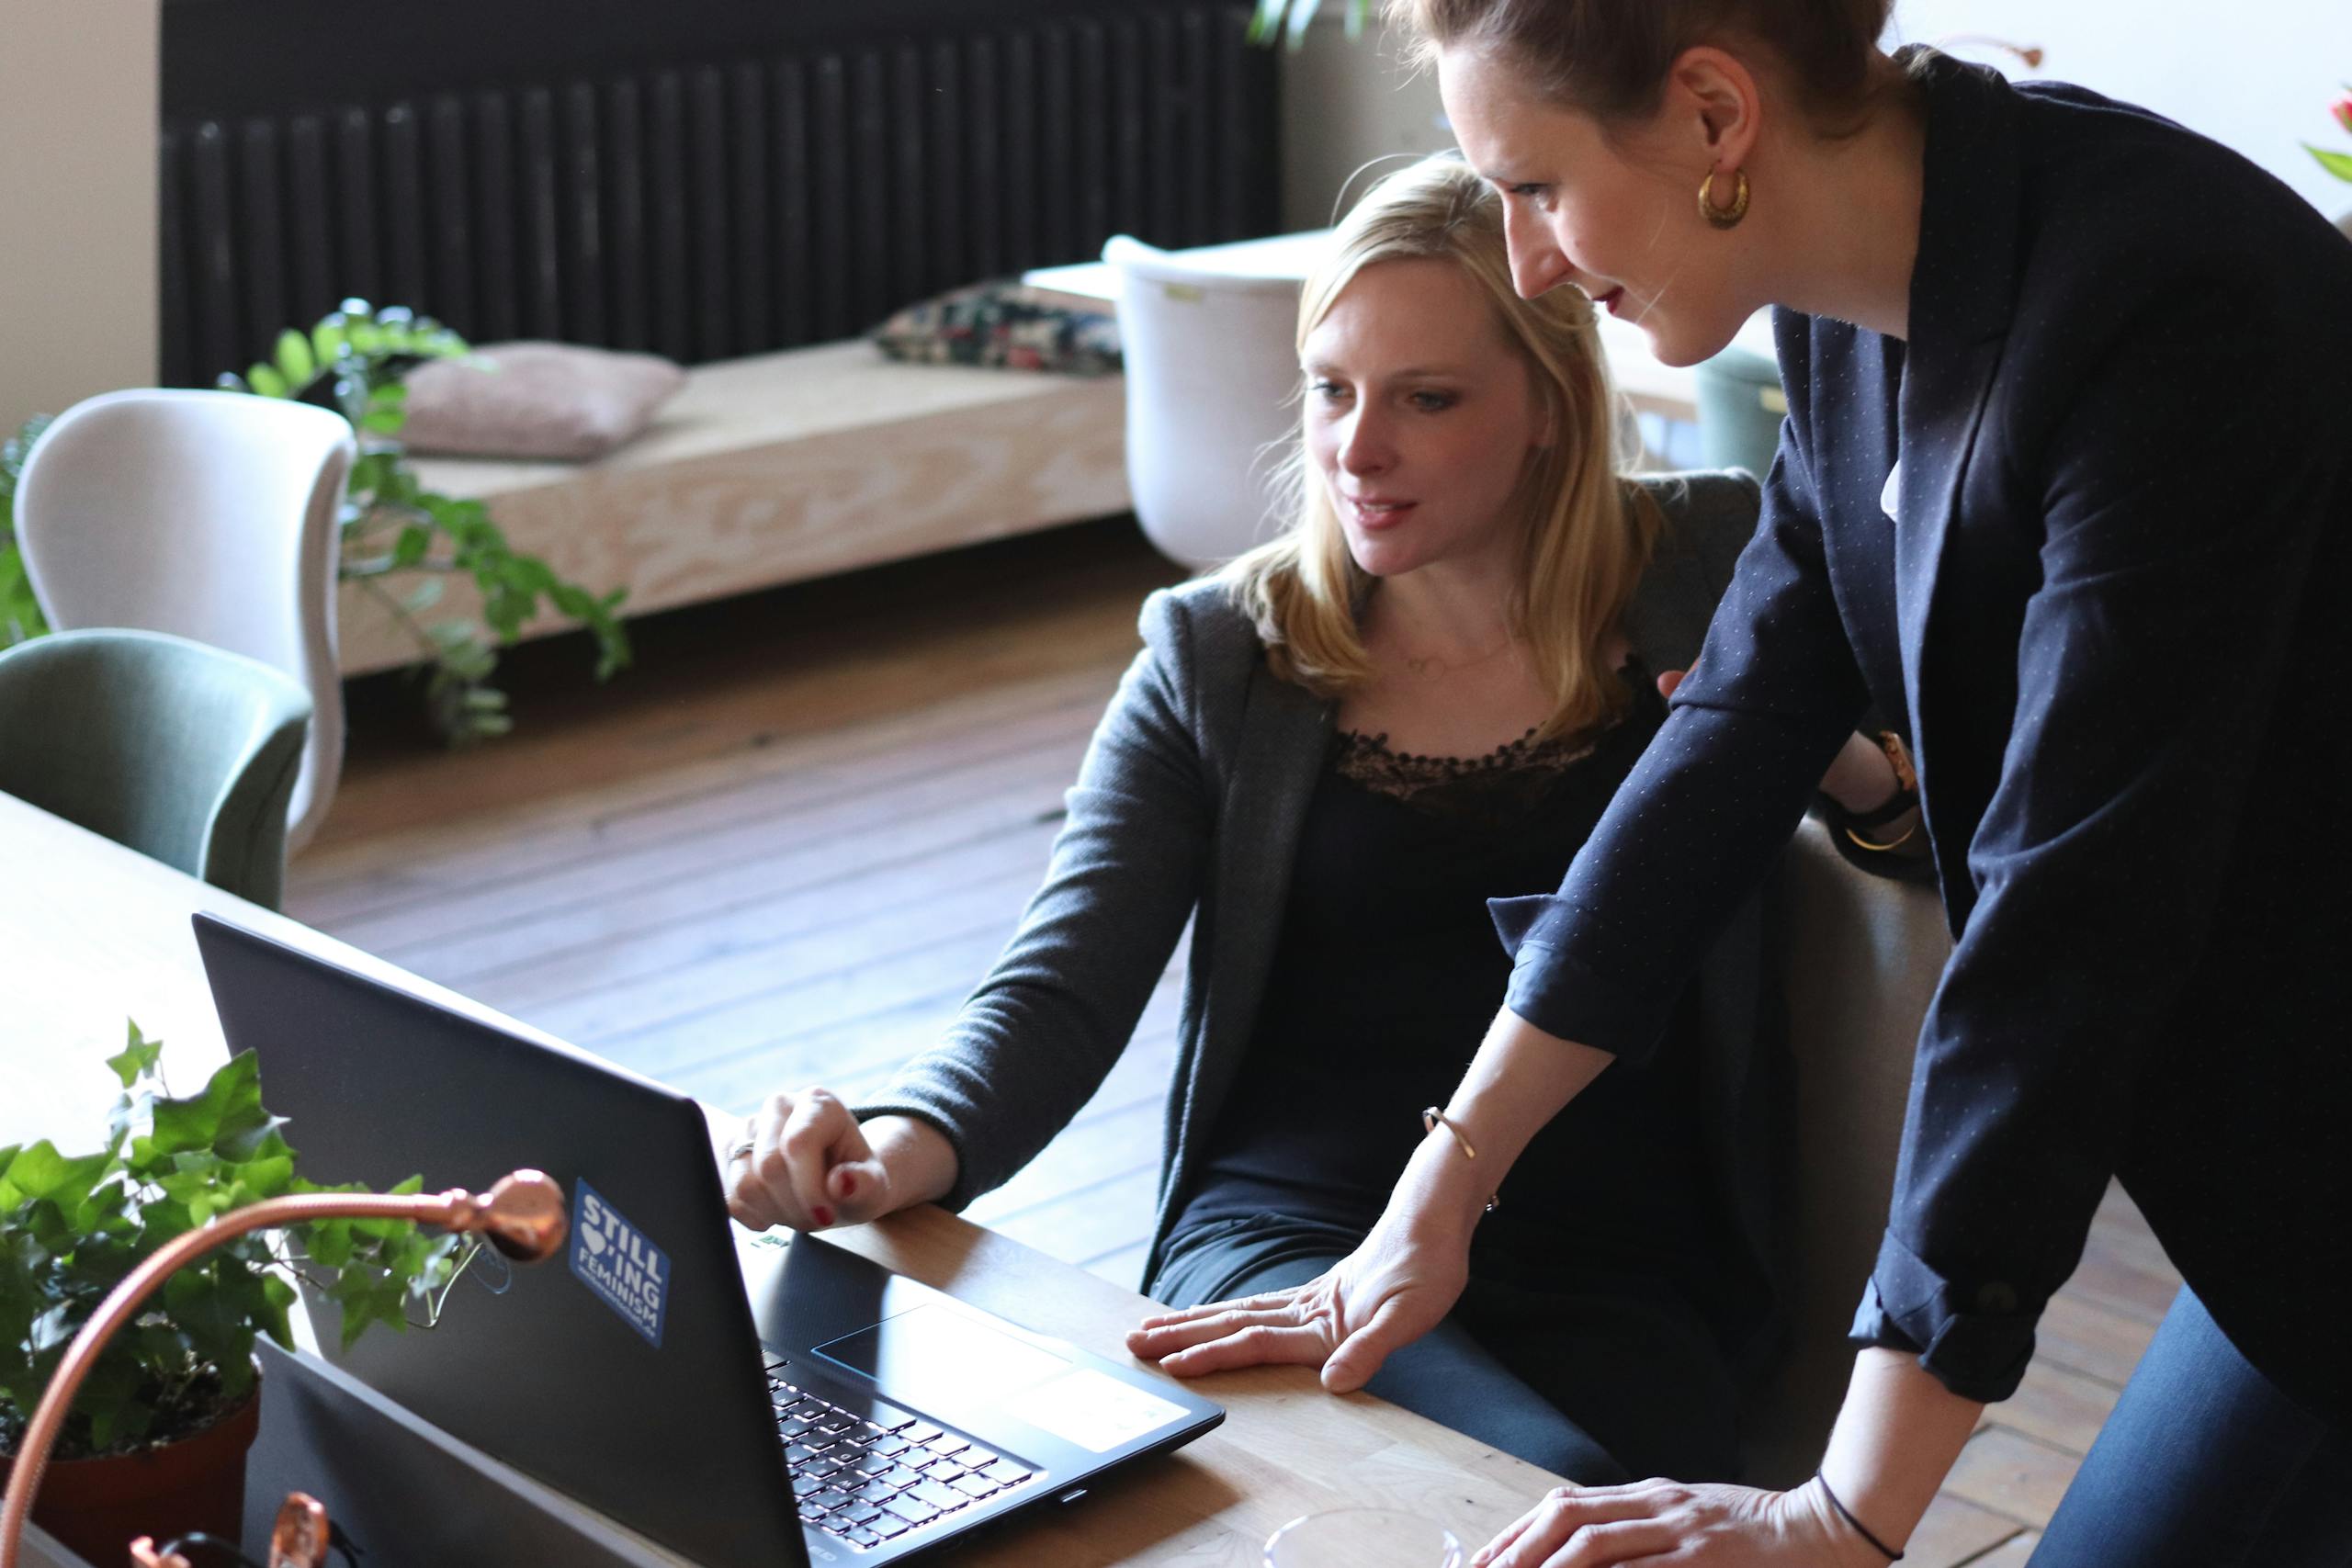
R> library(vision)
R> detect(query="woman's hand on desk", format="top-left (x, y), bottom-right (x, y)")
top-left (1127, 1028), bottom-right (1560, 1392)
top-left (1119, 1146), bottom-right (1467, 1392)
top-left (1473, 1348), bottom-right (1974, 1565)
top-left (723, 1089), bottom-right (956, 1232)
top-left (1468, 1480), bottom-right (1883, 1568)
top-left (1125, 1205), bottom-right (1470, 1393)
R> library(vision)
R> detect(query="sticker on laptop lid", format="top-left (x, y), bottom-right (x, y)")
top-left (569, 1180), bottom-right (671, 1348)
top-left (1004, 1367), bottom-right (1188, 1453)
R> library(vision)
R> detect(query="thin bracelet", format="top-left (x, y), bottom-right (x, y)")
top-left (1837, 728), bottom-right (1920, 850)
top-left (1846, 818), bottom-right (1921, 852)
top-left (1813, 1471), bottom-right (1905, 1562)
top-left (1841, 784), bottom-right (1919, 830)
top-left (1420, 1107), bottom-right (1500, 1213)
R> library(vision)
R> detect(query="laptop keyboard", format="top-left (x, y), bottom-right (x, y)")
top-left (766, 1362), bottom-right (1035, 1552)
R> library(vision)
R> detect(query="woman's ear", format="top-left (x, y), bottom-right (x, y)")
top-left (1663, 45), bottom-right (1765, 173)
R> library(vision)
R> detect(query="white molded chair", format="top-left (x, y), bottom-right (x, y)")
top-left (1103, 235), bottom-right (1304, 569)
top-left (15, 389), bottom-right (356, 854)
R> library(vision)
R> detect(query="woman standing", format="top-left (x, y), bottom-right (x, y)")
top-left (1129, 5), bottom-right (2352, 1562)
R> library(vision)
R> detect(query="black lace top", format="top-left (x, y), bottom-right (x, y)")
top-left (1173, 667), bottom-right (1731, 1301)
top-left (1330, 723), bottom-right (1609, 822)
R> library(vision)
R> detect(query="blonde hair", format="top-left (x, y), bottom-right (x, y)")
top-left (1218, 152), bottom-right (1657, 743)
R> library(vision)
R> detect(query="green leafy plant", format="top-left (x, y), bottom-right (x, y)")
top-left (219, 300), bottom-right (632, 743)
top-left (0, 415), bottom-right (53, 648)
top-left (1247, 0), bottom-right (1376, 49)
top-left (2306, 87), bottom-right (2352, 184)
top-left (0, 1026), bottom-right (469, 1461)
top-left (3, 301), bottom-right (633, 740)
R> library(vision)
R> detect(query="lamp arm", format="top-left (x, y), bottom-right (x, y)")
top-left (1, 1171), bottom-right (565, 1568)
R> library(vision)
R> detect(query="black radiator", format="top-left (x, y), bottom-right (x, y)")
top-left (158, 0), bottom-right (1282, 388)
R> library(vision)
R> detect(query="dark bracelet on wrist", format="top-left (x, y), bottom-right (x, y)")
top-left (1814, 1472), bottom-right (1905, 1562)
top-left (1826, 729), bottom-right (1920, 838)
top-left (1815, 786), bottom-right (1921, 853)
top-left (1840, 784), bottom-right (1919, 830)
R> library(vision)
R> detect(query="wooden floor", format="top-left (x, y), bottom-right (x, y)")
top-left (287, 518), bottom-right (2179, 1566)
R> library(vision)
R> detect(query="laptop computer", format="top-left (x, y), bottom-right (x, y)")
top-left (192, 914), bottom-right (1224, 1568)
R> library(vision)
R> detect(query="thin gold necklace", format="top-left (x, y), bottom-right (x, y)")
top-left (1398, 635), bottom-right (1521, 678)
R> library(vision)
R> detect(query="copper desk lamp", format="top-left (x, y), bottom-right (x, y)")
top-left (1, 1172), bottom-right (568, 1568)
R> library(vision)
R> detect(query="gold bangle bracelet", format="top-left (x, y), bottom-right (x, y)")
top-left (1846, 818), bottom-right (1921, 852)
top-left (1421, 1107), bottom-right (1501, 1213)
top-left (1421, 1106), bottom-right (1478, 1159)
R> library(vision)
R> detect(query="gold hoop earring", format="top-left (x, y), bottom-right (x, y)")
top-left (1699, 165), bottom-right (1749, 230)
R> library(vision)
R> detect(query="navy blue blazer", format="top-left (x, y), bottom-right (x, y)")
top-left (1496, 49), bottom-right (2352, 1416)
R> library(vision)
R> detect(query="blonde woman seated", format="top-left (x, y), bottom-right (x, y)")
top-left (725, 155), bottom-right (1906, 1483)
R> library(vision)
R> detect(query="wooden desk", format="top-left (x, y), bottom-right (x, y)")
top-left (1, 793), bottom-right (1560, 1564)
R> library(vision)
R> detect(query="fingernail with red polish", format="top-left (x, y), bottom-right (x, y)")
top-left (838, 1172), bottom-right (857, 1198)
top-left (812, 1205), bottom-right (835, 1227)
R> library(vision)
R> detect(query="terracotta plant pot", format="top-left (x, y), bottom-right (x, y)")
top-left (1, 1384), bottom-right (261, 1567)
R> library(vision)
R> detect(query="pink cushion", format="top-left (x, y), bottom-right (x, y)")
top-left (401, 342), bottom-right (686, 461)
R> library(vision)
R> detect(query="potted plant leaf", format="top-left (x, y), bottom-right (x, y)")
top-left (1247, 0), bottom-right (1376, 48)
top-left (0, 417), bottom-right (51, 649)
top-left (217, 300), bottom-right (634, 744)
top-left (0, 1026), bottom-right (467, 1563)
top-left (2306, 85), bottom-right (2352, 241)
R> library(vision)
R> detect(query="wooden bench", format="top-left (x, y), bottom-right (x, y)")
top-left (334, 341), bottom-right (1132, 675)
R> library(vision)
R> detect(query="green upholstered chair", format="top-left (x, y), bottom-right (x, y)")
top-left (0, 628), bottom-right (312, 908)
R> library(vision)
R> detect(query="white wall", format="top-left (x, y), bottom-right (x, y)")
top-left (1279, 18), bottom-right (1453, 231)
top-left (1279, 2), bottom-right (2352, 229)
top-left (0, 0), bottom-right (160, 425)
top-left (1886, 1), bottom-right (2352, 220)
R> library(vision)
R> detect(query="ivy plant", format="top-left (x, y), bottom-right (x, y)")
top-left (0, 415), bottom-right (52, 648)
top-left (0, 1026), bottom-right (470, 1461)
top-left (218, 300), bottom-right (632, 743)
top-left (3, 301), bottom-right (632, 742)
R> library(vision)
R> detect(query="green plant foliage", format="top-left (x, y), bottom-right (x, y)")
top-left (0, 1026), bottom-right (466, 1461)
top-left (2312, 85), bottom-right (2352, 185)
top-left (0, 415), bottom-right (54, 649)
top-left (1247, 0), bottom-right (1375, 48)
top-left (218, 299), bottom-right (632, 744)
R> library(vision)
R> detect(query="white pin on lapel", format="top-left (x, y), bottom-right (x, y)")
top-left (1882, 459), bottom-right (1904, 523)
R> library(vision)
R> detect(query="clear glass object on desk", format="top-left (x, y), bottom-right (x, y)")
top-left (1264, 1507), bottom-right (1464, 1568)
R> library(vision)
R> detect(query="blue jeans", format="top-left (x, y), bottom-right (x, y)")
top-left (2030, 1287), bottom-right (2352, 1566)
top-left (1148, 1212), bottom-right (1742, 1486)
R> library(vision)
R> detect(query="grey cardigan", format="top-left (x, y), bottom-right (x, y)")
top-left (860, 470), bottom-right (1783, 1328)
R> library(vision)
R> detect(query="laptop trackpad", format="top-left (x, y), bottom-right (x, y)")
top-left (814, 1303), bottom-right (1070, 1399)
top-left (814, 1304), bottom-right (1192, 1453)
